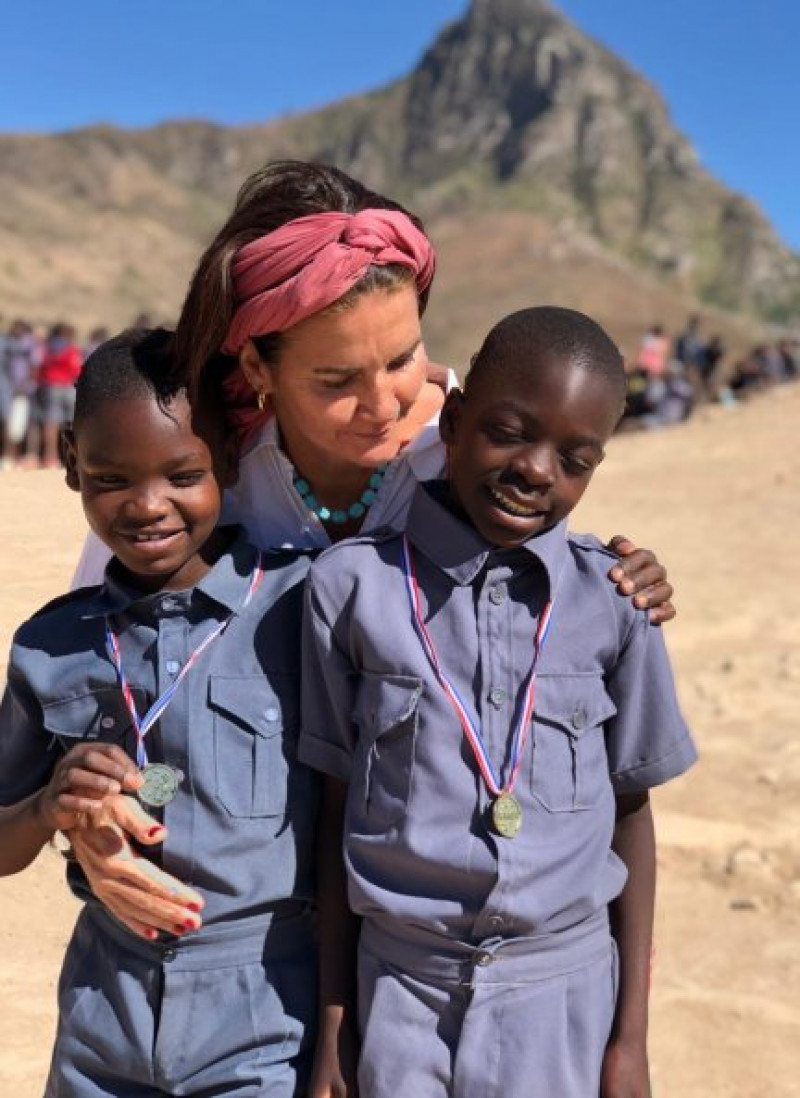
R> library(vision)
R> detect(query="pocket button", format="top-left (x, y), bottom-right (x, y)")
top-left (489, 586), bottom-right (507, 606)
top-left (264, 706), bottom-right (280, 723)
top-left (571, 707), bottom-right (588, 730)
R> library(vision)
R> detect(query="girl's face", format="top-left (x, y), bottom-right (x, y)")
top-left (240, 286), bottom-right (428, 477)
top-left (64, 394), bottom-right (235, 592)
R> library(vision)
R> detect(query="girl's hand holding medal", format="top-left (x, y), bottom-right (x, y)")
top-left (36, 743), bottom-right (144, 833)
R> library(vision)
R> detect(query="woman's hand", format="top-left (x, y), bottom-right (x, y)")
top-left (38, 742), bottom-right (143, 833)
top-left (605, 535), bottom-right (675, 625)
top-left (66, 793), bottom-right (204, 941)
top-left (307, 1007), bottom-right (360, 1098)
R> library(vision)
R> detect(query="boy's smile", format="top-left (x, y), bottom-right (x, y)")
top-left (64, 394), bottom-right (235, 592)
top-left (441, 354), bottom-right (623, 548)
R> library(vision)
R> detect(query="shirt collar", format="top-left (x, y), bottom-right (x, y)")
top-left (404, 367), bottom-right (458, 479)
top-left (404, 481), bottom-right (569, 593)
top-left (80, 526), bottom-right (260, 619)
top-left (241, 415), bottom-right (280, 459)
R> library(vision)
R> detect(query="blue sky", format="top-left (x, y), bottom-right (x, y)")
top-left (2, 0), bottom-right (798, 247)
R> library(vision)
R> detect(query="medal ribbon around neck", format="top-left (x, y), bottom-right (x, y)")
top-left (400, 535), bottom-right (553, 799)
top-left (105, 557), bottom-right (265, 768)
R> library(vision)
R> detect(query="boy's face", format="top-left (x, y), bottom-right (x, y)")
top-left (64, 394), bottom-right (236, 591)
top-left (440, 353), bottom-right (622, 548)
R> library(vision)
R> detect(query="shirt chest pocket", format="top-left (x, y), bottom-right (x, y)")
top-left (41, 687), bottom-right (142, 755)
top-left (353, 672), bottom-right (423, 828)
top-left (530, 675), bottom-right (617, 813)
top-left (208, 674), bottom-right (299, 819)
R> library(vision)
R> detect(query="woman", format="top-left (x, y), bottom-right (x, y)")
top-left (68, 160), bottom-right (674, 939)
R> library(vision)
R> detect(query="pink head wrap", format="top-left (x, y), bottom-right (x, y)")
top-left (221, 209), bottom-right (435, 446)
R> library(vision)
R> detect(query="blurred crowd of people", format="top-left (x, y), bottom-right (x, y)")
top-left (621, 315), bottom-right (799, 432)
top-left (1, 311), bottom-right (798, 465)
top-left (0, 318), bottom-right (152, 470)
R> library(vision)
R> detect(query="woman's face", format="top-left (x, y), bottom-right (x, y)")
top-left (241, 285), bottom-right (428, 474)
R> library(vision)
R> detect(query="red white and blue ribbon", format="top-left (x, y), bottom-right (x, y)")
top-left (401, 535), bottom-right (553, 797)
top-left (105, 557), bottom-right (265, 768)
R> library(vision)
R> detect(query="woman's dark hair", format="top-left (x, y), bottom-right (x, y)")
top-left (173, 160), bottom-right (433, 398)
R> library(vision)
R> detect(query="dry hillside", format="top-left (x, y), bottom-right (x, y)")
top-left (1, 0), bottom-right (798, 359)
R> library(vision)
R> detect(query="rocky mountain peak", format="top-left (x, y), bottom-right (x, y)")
top-left (385, 0), bottom-right (797, 320)
top-left (467, 0), bottom-right (554, 24)
top-left (404, 0), bottom-right (679, 188)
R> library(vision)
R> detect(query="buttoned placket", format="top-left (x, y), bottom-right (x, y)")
top-left (151, 594), bottom-right (195, 881)
top-left (472, 555), bottom-right (548, 945)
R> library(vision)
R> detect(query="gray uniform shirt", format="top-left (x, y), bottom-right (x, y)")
top-left (299, 483), bottom-right (696, 943)
top-left (0, 528), bottom-right (317, 925)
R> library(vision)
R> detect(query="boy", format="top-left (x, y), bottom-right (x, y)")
top-left (300, 307), bottom-right (697, 1098)
top-left (0, 330), bottom-right (317, 1097)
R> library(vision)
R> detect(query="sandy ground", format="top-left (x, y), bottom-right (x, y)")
top-left (0, 386), bottom-right (798, 1096)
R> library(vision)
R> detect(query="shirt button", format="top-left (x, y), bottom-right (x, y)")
top-left (166, 660), bottom-right (180, 675)
top-left (475, 950), bottom-right (494, 967)
top-left (264, 706), bottom-right (280, 722)
top-left (571, 707), bottom-right (588, 730)
top-left (488, 914), bottom-right (504, 930)
top-left (488, 586), bottom-right (507, 606)
top-left (162, 948), bottom-right (177, 963)
top-left (489, 687), bottom-right (506, 708)
top-left (161, 597), bottom-right (177, 613)
top-left (100, 716), bottom-right (115, 729)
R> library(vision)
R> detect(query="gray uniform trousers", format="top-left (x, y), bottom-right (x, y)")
top-left (45, 903), bottom-right (317, 1098)
top-left (357, 911), bottom-right (617, 1098)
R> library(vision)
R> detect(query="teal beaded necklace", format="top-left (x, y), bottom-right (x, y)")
top-left (293, 465), bottom-right (388, 525)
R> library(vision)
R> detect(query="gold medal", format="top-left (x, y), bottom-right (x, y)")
top-left (492, 792), bottom-right (523, 838)
top-left (139, 763), bottom-right (181, 808)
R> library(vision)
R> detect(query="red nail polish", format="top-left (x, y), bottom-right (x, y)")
top-left (183, 920), bottom-right (197, 932)
top-left (144, 928), bottom-right (158, 941)
top-left (173, 924), bottom-right (186, 935)
top-left (187, 903), bottom-right (202, 914)
top-left (147, 826), bottom-right (164, 838)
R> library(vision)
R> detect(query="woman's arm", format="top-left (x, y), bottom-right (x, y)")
top-left (67, 796), bottom-right (205, 939)
top-left (601, 791), bottom-right (655, 1098)
top-left (308, 776), bottom-right (360, 1098)
top-left (605, 536), bottom-right (675, 625)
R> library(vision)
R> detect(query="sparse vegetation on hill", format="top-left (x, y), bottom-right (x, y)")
top-left (0, 0), bottom-right (797, 361)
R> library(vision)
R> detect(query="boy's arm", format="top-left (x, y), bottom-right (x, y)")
top-left (601, 791), bottom-right (654, 1098)
top-left (309, 776), bottom-right (361, 1098)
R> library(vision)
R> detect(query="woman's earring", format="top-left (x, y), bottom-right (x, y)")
top-left (256, 391), bottom-right (266, 412)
